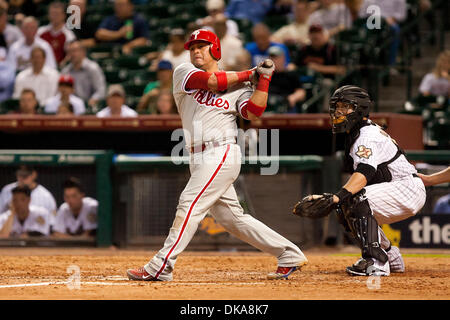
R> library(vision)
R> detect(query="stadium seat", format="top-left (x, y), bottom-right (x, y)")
top-left (123, 82), bottom-right (148, 97)
top-left (116, 55), bottom-right (150, 70)
top-left (127, 70), bottom-right (157, 85)
top-left (104, 69), bottom-right (129, 84)
top-left (0, 99), bottom-right (20, 114)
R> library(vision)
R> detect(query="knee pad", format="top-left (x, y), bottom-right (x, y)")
top-left (342, 191), bottom-right (388, 263)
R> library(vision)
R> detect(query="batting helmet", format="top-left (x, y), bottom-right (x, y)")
top-left (329, 85), bottom-right (373, 134)
top-left (184, 29), bottom-right (221, 60)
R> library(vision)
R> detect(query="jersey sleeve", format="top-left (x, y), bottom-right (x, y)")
top-left (235, 83), bottom-right (254, 120)
top-left (173, 62), bottom-right (203, 95)
top-left (53, 206), bottom-right (66, 234)
top-left (0, 211), bottom-right (11, 230)
top-left (350, 134), bottom-right (381, 176)
top-left (82, 199), bottom-right (98, 231)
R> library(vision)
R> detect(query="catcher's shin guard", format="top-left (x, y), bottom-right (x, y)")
top-left (342, 192), bottom-right (388, 264)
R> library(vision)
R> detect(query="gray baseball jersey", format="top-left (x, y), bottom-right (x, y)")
top-left (173, 62), bottom-right (253, 146)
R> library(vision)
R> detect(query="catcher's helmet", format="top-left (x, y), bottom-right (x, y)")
top-left (184, 29), bottom-right (221, 60)
top-left (329, 85), bottom-right (373, 134)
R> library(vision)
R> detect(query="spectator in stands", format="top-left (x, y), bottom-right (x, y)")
top-left (295, 24), bottom-right (345, 79)
top-left (137, 60), bottom-right (173, 114)
top-left (0, 185), bottom-right (51, 238)
top-left (153, 89), bottom-right (177, 115)
top-left (7, 16), bottom-right (57, 71)
top-left (344, 0), bottom-right (364, 23)
top-left (196, 0), bottom-right (239, 39)
top-left (233, 48), bottom-right (252, 71)
top-left (69, 0), bottom-right (97, 48)
top-left (267, 45), bottom-right (306, 113)
top-left (0, 2), bottom-right (23, 48)
top-left (61, 41), bottom-right (106, 109)
top-left (16, 88), bottom-right (39, 115)
top-left (271, 0), bottom-right (311, 46)
top-left (97, 84), bottom-right (138, 117)
top-left (266, 0), bottom-right (295, 17)
top-left (37, 2), bottom-right (76, 66)
top-left (0, 9), bottom-right (15, 103)
top-left (13, 46), bottom-right (59, 105)
top-left (55, 102), bottom-right (74, 116)
top-left (52, 177), bottom-right (97, 238)
top-left (44, 75), bottom-right (86, 115)
top-left (156, 28), bottom-right (190, 70)
top-left (6, 0), bottom-right (42, 18)
top-left (359, 0), bottom-right (407, 68)
top-left (225, 0), bottom-right (272, 24)
top-left (95, 0), bottom-right (149, 55)
top-left (213, 13), bottom-right (243, 70)
top-left (0, 165), bottom-right (57, 229)
top-left (245, 23), bottom-right (291, 67)
top-left (307, 0), bottom-right (352, 37)
top-left (418, 51), bottom-right (450, 99)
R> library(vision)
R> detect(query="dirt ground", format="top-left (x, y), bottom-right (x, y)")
top-left (0, 247), bottom-right (449, 300)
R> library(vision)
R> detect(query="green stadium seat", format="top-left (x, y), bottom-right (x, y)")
top-left (116, 55), bottom-right (150, 70)
top-left (0, 99), bottom-right (20, 114)
top-left (132, 45), bottom-right (158, 56)
top-left (104, 69), bottom-right (129, 84)
top-left (123, 82), bottom-right (147, 97)
top-left (146, 3), bottom-right (169, 18)
top-left (125, 96), bottom-right (141, 109)
top-left (127, 70), bottom-right (157, 85)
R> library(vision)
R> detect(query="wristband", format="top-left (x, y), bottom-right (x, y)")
top-left (246, 100), bottom-right (266, 117)
top-left (335, 188), bottom-right (352, 204)
top-left (214, 71), bottom-right (228, 91)
top-left (237, 70), bottom-right (253, 82)
top-left (256, 76), bottom-right (271, 92)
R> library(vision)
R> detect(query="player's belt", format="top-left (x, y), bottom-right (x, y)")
top-left (190, 138), bottom-right (236, 154)
top-left (412, 173), bottom-right (419, 178)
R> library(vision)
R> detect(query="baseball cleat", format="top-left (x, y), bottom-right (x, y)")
top-left (387, 246), bottom-right (405, 273)
top-left (267, 261), bottom-right (307, 280)
top-left (127, 267), bottom-right (160, 281)
top-left (346, 258), bottom-right (390, 276)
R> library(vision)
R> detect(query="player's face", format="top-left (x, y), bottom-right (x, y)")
top-left (331, 101), bottom-right (354, 124)
top-left (12, 193), bottom-right (30, 219)
top-left (189, 42), bottom-right (214, 69)
top-left (64, 187), bottom-right (84, 212)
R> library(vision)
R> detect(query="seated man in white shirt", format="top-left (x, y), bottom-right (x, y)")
top-left (0, 185), bottom-right (51, 238)
top-left (52, 177), bottom-right (97, 238)
top-left (96, 84), bottom-right (138, 117)
top-left (44, 75), bottom-right (86, 115)
top-left (0, 165), bottom-right (57, 230)
top-left (12, 46), bottom-right (60, 105)
top-left (6, 16), bottom-right (57, 71)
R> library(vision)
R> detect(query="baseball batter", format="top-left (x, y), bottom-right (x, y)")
top-left (328, 85), bottom-right (426, 276)
top-left (127, 29), bottom-right (307, 281)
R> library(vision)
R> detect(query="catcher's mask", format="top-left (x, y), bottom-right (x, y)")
top-left (184, 29), bottom-right (221, 61)
top-left (329, 85), bottom-right (373, 134)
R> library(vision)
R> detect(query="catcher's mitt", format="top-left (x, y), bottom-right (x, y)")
top-left (292, 193), bottom-right (336, 219)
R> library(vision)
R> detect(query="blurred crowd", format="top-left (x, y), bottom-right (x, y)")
top-left (0, 0), bottom-right (447, 117)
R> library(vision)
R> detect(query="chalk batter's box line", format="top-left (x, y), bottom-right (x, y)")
top-left (331, 253), bottom-right (450, 258)
top-left (0, 280), bottom-right (266, 289)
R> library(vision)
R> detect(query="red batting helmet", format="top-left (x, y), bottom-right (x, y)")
top-left (184, 29), bottom-right (221, 60)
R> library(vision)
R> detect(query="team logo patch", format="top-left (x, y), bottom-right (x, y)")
top-left (87, 212), bottom-right (97, 223)
top-left (35, 216), bottom-right (46, 226)
top-left (356, 145), bottom-right (372, 159)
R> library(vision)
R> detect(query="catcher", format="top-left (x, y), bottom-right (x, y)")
top-left (293, 85), bottom-right (426, 276)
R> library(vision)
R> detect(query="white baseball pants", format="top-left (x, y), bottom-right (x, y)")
top-left (144, 143), bottom-right (307, 281)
